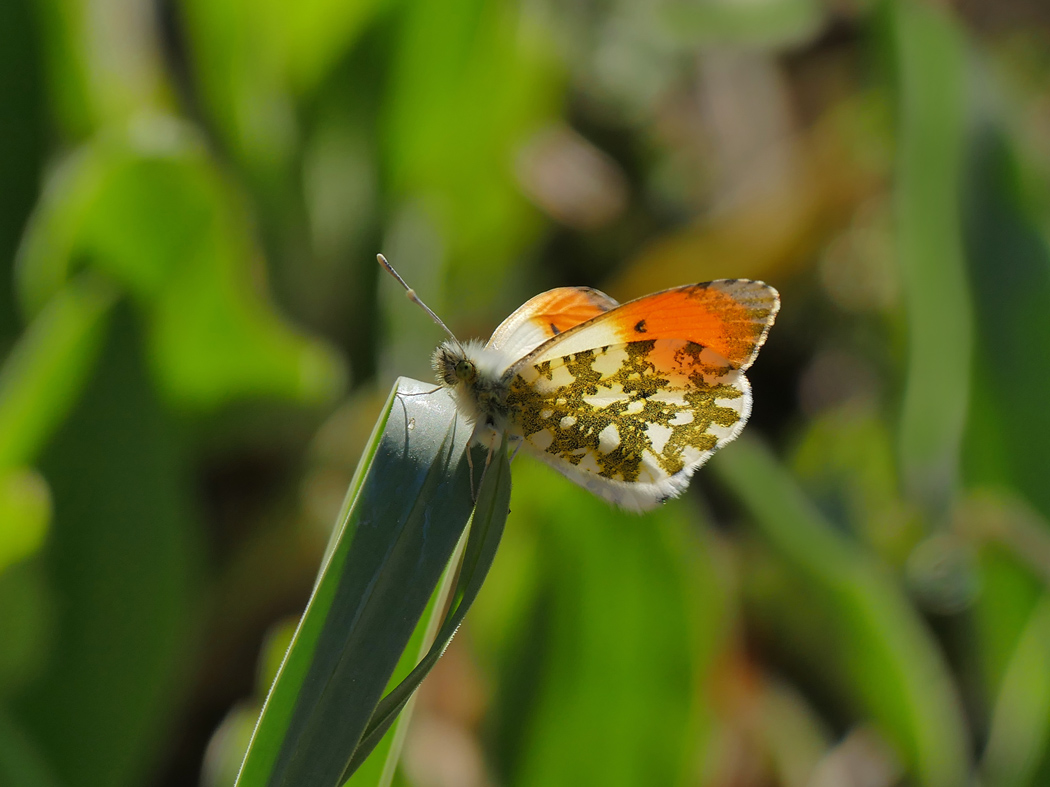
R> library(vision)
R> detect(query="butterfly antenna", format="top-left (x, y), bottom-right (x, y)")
top-left (377, 254), bottom-right (462, 348)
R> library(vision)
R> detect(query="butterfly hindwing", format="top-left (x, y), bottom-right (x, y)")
top-left (503, 338), bottom-right (749, 510)
top-left (500, 280), bottom-right (779, 510)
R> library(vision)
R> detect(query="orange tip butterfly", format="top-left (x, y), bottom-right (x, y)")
top-left (379, 254), bottom-right (779, 512)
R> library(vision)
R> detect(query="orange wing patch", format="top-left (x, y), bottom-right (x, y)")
top-left (487, 286), bottom-right (618, 359)
top-left (603, 280), bottom-right (778, 370)
top-left (520, 279), bottom-right (779, 373)
top-left (528, 287), bottom-right (619, 336)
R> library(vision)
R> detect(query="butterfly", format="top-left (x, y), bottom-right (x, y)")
top-left (379, 255), bottom-right (779, 511)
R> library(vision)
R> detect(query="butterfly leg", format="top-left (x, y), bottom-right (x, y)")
top-left (466, 423), bottom-right (504, 504)
top-left (394, 385), bottom-right (442, 398)
top-left (470, 443), bottom-right (497, 504)
top-left (463, 446), bottom-right (497, 504)
top-left (466, 447), bottom-right (477, 502)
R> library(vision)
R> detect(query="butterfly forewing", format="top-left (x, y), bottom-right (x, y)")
top-left (514, 279), bottom-right (779, 373)
top-left (486, 286), bottom-right (619, 361)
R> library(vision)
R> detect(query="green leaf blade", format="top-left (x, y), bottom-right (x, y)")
top-left (236, 377), bottom-right (493, 787)
top-left (342, 439), bottom-right (511, 780)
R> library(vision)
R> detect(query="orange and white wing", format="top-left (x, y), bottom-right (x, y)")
top-left (486, 286), bottom-right (618, 361)
top-left (503, 280), bottom-right (780, 511)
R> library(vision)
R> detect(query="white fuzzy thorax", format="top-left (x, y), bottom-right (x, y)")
top-left (432, 339), bottom-right (519, 448)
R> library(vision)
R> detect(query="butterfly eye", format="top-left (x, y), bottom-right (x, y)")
top-left (454, 360), bottom-right (476, 382)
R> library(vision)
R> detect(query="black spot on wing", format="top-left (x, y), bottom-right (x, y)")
top-left (634, 319), bottom-right (647, 333)
top-left (550, 323), bottom-right (561, 335)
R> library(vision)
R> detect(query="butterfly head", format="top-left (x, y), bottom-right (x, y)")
top-left (432, 339), bottom-right (516, 437)
top-left (432, 341), bottom-right (477, 388)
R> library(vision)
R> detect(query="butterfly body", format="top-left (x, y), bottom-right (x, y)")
top-left (432, 339), bottom-right (516, 449)
top-left (428, 279), bottom-right (780, 511)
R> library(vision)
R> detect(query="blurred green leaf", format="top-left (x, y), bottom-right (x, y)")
top-left (0, 710), bottom-right (61, 787)
top-left (0, 469), bottom-right (51, 576)
top-left (0, 0), bottom-right (46, 340)
top-left (0, 274), bottom-right (114, 470)
top-left (890, 0), bottom-right (971, 513)
top-left (259, 0), bottom-right (393, 94)
top-left (0, 560), bottom-right (55, 697)
top-left (982, 594), bottom-right (1050, 787)
top-left (959, 115), bottom-right (1050, 782)
top-left (659, 0), bottom-right (825, 48)
top-left (383, 0), bottom-right (560, 311)
top-left (712, 435), bottom-right (970, 787)
top-left (964, 494), bottom-right (1050, 736)
top-left (483, 459), bottom-right (726, 787)
top-left (792, 403), bottom-right (922, 565)
top-left (12, 308), bottom-right (204, 787)
top-left (180, 0), bottom-right (390, 174)
top-left (31, 0), bottom-right (171, 137)
top-left (962, 129), bottom-right (1050, 521)
top-left (15, 130), bottom-right (346, 410)
top-left (975, 544), bottom-right (1045, 696)
top-left (205, 703), bottom-right (262, 787)
top-left (30, 0), bottom-right (98, 137)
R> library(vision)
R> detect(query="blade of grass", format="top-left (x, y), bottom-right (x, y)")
top-left (981, 593), bottom-right (1050, 787)
top-left (343, 522), bottom-right (470, 787)
top-left (0, 273), bottom-right (115, 470)
top-left (235, 377), bottom-right (490, 787)
top-left (889, 0), bottom-right (971, 514)
top-left (341, 440), bottom-right (511, 781)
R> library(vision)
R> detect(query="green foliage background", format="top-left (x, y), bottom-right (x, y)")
top-left (2, 0), bottom-right (1050, 785)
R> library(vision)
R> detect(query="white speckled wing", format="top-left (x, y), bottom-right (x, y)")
top-left (504, 339), bottom-right (752, 511)
top-left (498, 280), bottom-right (779, 511)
